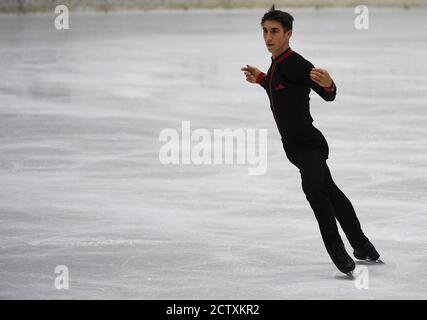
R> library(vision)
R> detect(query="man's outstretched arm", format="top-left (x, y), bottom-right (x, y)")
top-left (310, 68), bottom-right (336, 102)
top-left (241, 64), bottom-right (267, 88)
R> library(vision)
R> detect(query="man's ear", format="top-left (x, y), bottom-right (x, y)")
top-left (287, 29), bottom-right (293, 38)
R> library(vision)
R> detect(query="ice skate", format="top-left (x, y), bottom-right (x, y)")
top-left (328, 242), bottom-right (356, 275)
top-left (353, 240), bottom-right (383, 263)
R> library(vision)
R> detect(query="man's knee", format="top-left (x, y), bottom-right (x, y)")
top-left (301, 181), bottom-right (327, 202)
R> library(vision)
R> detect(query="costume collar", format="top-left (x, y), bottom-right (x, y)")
top-left (272, 47), bottom-right (293, 64)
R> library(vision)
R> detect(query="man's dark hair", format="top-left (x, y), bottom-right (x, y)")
top-left (261, 5), bottom-right (294, 31)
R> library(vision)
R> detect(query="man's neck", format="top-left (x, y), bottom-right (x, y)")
top-left (272, 45), bottom-right (290, 59)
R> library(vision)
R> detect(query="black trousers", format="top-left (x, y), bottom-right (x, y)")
top-left (289, 146), bottom-right (368, 251)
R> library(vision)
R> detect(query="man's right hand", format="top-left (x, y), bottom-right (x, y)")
top-left (241, 64), bottom-right (263, 84)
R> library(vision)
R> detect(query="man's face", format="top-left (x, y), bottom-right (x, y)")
top-left (262, 20), bottom-right (292, 56)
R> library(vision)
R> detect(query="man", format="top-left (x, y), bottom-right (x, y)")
top-left (241, 6), bottom-right (382, 276)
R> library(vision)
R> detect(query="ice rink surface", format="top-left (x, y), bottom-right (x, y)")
top-left (0, 7), bottom-right (427, 299)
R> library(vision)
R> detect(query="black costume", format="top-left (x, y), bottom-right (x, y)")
top-left (256, 47), bottom-right (372, 270)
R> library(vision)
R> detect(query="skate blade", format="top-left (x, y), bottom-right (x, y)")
top-left (346, 270), bottom-right (355, 278)
top-left (366, 258), bottom-right (384, 264)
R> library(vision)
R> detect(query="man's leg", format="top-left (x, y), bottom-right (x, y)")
top-left (295, 147), bottom-right (343, 249)
top-left (323, 163), bottom-right (369, 249)
top-left (295, 147), bottom-right (356, 273)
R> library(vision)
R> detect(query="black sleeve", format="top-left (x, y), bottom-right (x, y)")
top-left (298, 57), bottom-right (337, 102)
top-left (256, 71), bottom-right (267, 90)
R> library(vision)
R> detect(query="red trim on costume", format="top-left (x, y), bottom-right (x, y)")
top-left (323, 81), bottom-right (335, 92)
top-left (256, 72), bottom-right (266, 85)
top-left (274, 48), bottom-right (293, 64)
top-left (269, 64), bottom-right (277, 112)
top-left (275, 83), bottom-right (286, 90)
top-left (269, 48), bottom-right (293, 113)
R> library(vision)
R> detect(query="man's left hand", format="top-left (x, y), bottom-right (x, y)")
top-left (310, 68), bottom-right (333, 87)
